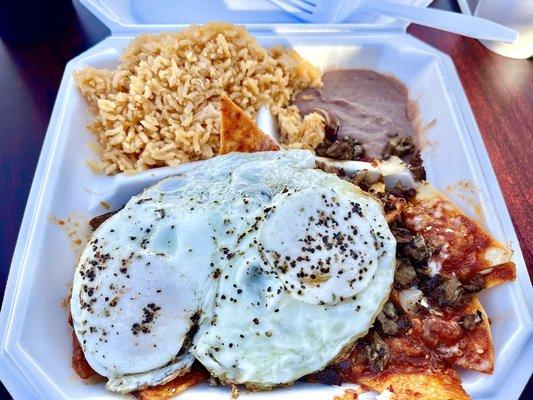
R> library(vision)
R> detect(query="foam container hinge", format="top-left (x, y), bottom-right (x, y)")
top-left (0, 5), bottom-right (531, 400)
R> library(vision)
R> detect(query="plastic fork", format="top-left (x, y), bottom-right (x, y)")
top-left (269, 0), bottom-right (518, 43)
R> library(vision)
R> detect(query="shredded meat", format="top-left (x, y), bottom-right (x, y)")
top-left (383, 135), bottom-right (415, 158)
top-left (387, 183), bottom-right (416, 201)
top-left (409, 151), bottom-right (426, 181)
top-left (308, 107), bottom-right (340, 141)
top-left (423, 274), bottom-right (465, 308)
top-left (462, 274), bottom-right (485, 293)
top-left (351, 170), bottom-right (373, 191)
top-left (364, 332), bottom-right (390, 371)
top-left (390, 223), bottom-right (414, 244)
top-left (316, 137), bottom-right (365, 160)
top-left (458, 311), bottom-right (483, 331)
top-left (376, 302), bottom-right (401, 336)
top-left (315, 160), bottom-right (346, 177)
top-left (394, 259), bottom-right (418, 289)
top-left (402, 234), bottom-right (431, 262)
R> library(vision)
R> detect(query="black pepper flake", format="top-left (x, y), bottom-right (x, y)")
top-left (155, 209), bottom-right (166, 220)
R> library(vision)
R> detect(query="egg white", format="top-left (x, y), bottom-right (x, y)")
top-left (71, 150), bottom-right (395, 392)
top-left (190, 156), bottom-right (395, 388)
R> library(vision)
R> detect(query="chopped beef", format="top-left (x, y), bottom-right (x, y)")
top-left (387, 183), bottom-right (416, 201)
top-left (458, 311), bottom-right (483, 331)
top-left (315, 140), bottom-right (334, 158)
top-left (462, 274), bottom-right (485, 293)
top-left (351, 170), bottom-right (373, 191)
top-left (89, 211), bottom-right (118, 230)
top-left (376, 302), bottom-right (400, 336)
top-left (311, 108), bottom-right (340, 140)
top-left (382, 301), bottom-right (398, 319)
top-left (402, 234), bottom-right (431, 262)
top-left (323, 113), bottom-right (340, 139)
top-left (394, 259), bottom-right (418, 289)
top-left (391, 223), bottom-right (414, 244)
top-left (384, 197), bottom-right (398, 213)
top-left (364, 331), bottom-right (390, 371)
top-left (316, 137), bottom-right (365, 161)
top-left (409, 151), bottom-right (426, 181)
top-left (423, 274), bottom-right (465, 308)
top-left (315, 160), bottom-right (346, 178)
top-left (376, 313), bottom-right (398, 336)
top-left (383, 135), bottom-right (415, 158)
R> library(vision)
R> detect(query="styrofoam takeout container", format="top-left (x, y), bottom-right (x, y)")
top-left (1, 0), bottom-right (532, 399)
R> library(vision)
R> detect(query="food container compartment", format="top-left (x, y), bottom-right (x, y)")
top-left (0, 2), bottom-right (531, 399)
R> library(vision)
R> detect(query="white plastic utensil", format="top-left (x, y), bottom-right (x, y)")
top-left (269, 0), bottom-right (518, 43)
top-left (256, 105), bottom-right (281, 142)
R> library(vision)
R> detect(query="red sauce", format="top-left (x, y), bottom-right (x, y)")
top-left (404, 198), bottom-right (498, 281)
top-left (318, 291), bottom-right (493, 385)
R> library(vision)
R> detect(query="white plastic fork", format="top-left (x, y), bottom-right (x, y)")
top-left (269, 0), bottom-right (518, 43)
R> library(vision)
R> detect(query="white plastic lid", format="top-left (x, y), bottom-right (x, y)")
top-left (79, 0), bottom-right (432, 33)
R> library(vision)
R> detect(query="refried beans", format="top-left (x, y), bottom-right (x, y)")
top-left (294, 69), bottom-right (419, 159)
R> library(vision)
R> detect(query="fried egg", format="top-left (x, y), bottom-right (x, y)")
top-left (71, 150), bottom-right (395, 392)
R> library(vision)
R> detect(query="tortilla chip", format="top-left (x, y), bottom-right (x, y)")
top-left (334, 388), bottom-right (370, 400)
top-left (219, 95), bottom-right (280, 155)
top-left (452, 296), bottom-right (494, 373)
top-left (403, 183), bottom-right (515, 286)
top-left (483, 261), bottom-right (516, 289)
top-left (358, 369), bottom-right (469, 400)
top-left (68, 313), bottom-right (96, 380)
top-left (134, 369), bottom-right (208, 400)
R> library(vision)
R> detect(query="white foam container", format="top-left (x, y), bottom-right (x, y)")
top-left (0, 1), bottom-right (532, 399)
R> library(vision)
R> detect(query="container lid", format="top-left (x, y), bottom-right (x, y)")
top-left (79, 0), bottom-right (432, 34)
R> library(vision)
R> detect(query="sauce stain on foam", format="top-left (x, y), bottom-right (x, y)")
top-left (414, 115), bottom-right (437, 155)
top-left (48, 212), bottom-right (92, 257)
top-left (409, 91), bottom-right (437, 156)
top-left (444, 180), bottom-right (486, 227)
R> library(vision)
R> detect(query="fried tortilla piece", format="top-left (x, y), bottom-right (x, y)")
top-left (450, 297), bottom-right (493, 373)
top-left (333, 390), bottom-right (360, 400)
top-left (71, 329), bottom-right (96, 379)
top-left (358, 369), bottom-right (469, 400)
top-left (68, 313), bottom-right (97, 380)
top-left (134, 369), bottom-right (208, 400)
top-left (312, 292), bottom-right (493, 398)
top-left (402, 296), bottom-right (494, 374)
top-left (219, 95), bottom-right (280, 155)
top-left (402, 183), bottom-right (515, 287)
top-left (316, 348), bottom-right (470, 400)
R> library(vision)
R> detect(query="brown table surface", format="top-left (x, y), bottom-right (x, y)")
top-left (0, 0), bottom-right (531, 398)
top-left (407, 24), bottom-right (533, 276)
